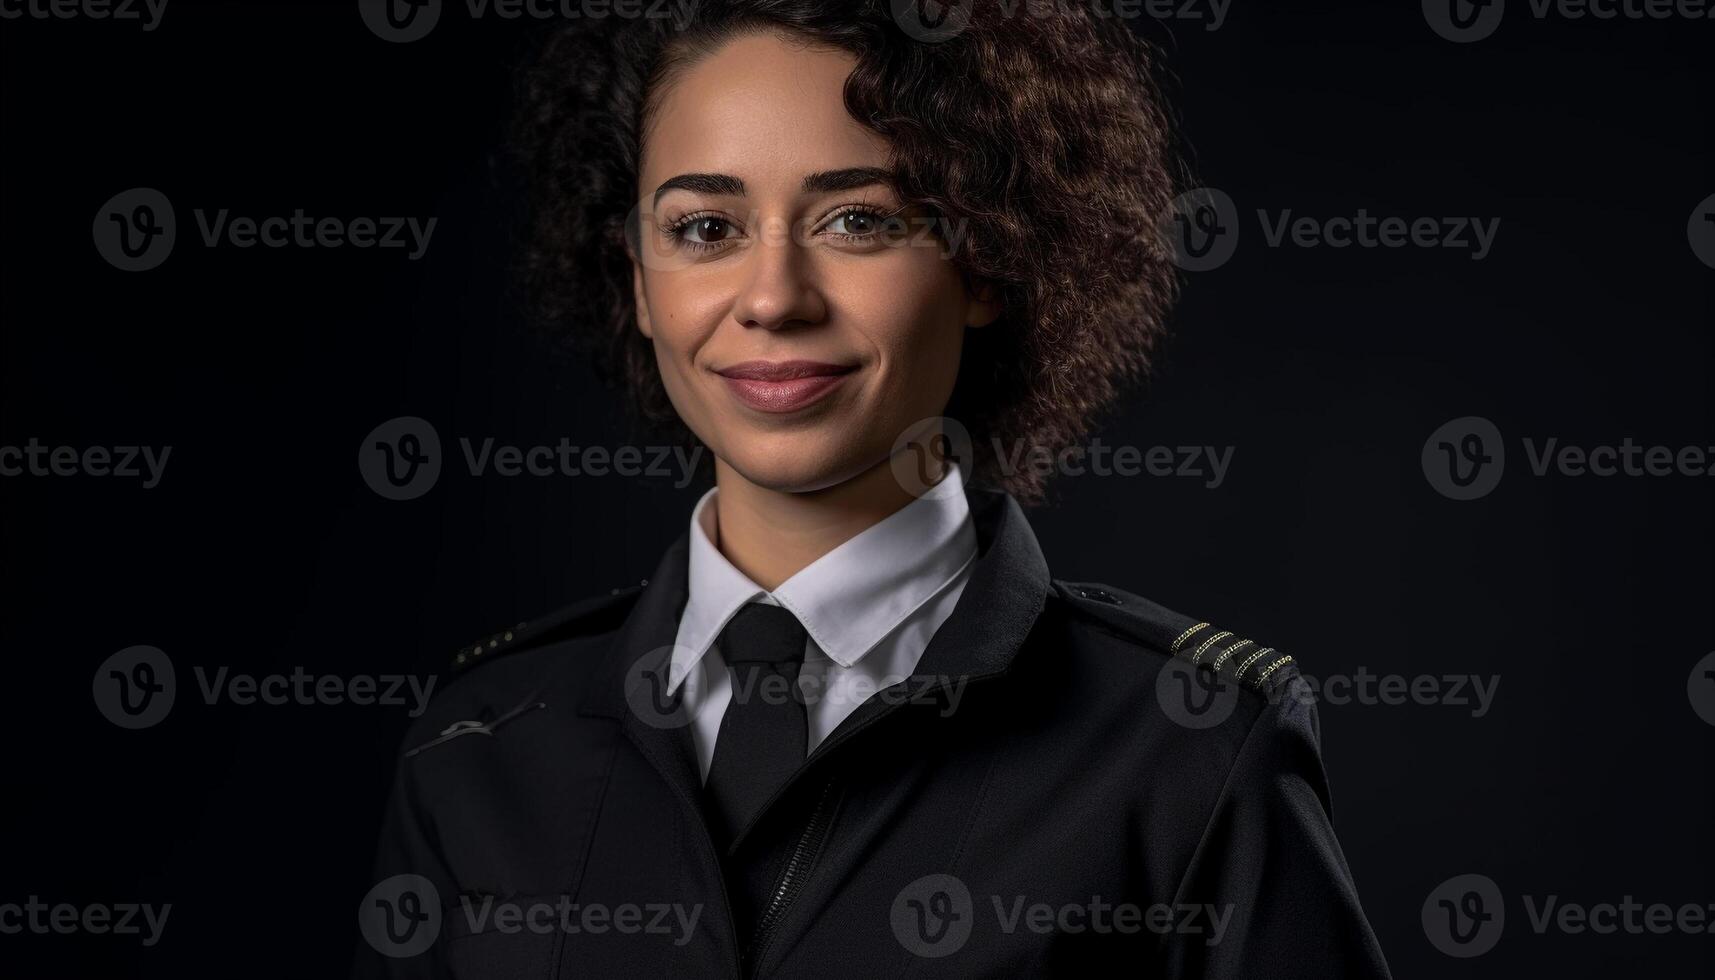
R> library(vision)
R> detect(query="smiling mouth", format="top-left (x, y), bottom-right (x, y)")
top-left (714, 360), bottom-right (857, 413)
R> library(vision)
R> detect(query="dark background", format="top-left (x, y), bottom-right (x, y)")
top-left (2, 0), bottom-right (1709, 976)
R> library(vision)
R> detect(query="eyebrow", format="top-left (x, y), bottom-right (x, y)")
top-left (652, 167), bottom-right (894, 205)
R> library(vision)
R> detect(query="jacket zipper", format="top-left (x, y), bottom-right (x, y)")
top-left (742, 676), bottom-right (983, 973)
top-left (744, 775), bottom-right (839, 976)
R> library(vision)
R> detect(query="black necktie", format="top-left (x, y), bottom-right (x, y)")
top-left (703, 603), bottom-right (810, 847)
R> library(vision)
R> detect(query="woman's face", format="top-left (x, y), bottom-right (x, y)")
top-left (631, 32), bottom-right (998, 494)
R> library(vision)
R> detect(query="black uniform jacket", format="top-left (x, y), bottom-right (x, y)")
top-left (355, 488), bottom-right (1392, 978)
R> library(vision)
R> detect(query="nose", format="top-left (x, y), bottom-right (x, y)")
top-left (730, 218), bottom-right (827, 331)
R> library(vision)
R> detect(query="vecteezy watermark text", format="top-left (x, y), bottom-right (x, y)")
top-left (1423, 416), bottom-right (1715, 500)
top-left (890, 0), bottom-right (1233, 43)
top-left (459, 896), bottom-right (702, 945)
top-left (1256, 209), bottom-right (1500, 260)
top-left (1165, 187), bottom-right (1502, 271)
top-left (1424, 873), bottom-right (1715, 958)
top-left (0, 0), bottom-right (168, 30)
top-left (359, 0), bottom-right (698, 42)
top-left (1425, 0), bottom-right (1715, 44)
top-left (92, 645), bottom-right (436, 729)
top-left (359, 875), bottom-right (701, 958)
top-left (1, 439), bottom-right (170, 488)
top-left (460, 438), bottom-right (704, 485)
top-left (359, 416), bottom-right (708, 500)
top-left (0, 897), bottom-right (171, 947)
top-left (624, 648), bottom-right (968, 731)
top-left (889, 874), bottom-right (1233, 958)
top-left (1157, 660), bottom-right (1500, 730)
top-left (94, 188), bottom-right (436, 271)
top-left (888, 417), bottom-right (1236, 495)
top-left (992, 438), bottom-right (1234, 489)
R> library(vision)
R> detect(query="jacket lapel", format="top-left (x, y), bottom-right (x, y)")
top-left (578, 530), bottom-right (705, 804)
top-left (802, 487), bottom-right (1052, 764)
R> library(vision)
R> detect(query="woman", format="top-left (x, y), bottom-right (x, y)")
top-left (358, 2), bottom-right (1391, 977)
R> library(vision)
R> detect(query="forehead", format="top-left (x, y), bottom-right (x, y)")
top-left (641, 32), bottom-right (891, 191)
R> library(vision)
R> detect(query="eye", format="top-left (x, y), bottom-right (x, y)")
top-left (674, 215), bottom-right (738, 245)
top-left (822, 207), bottom-right (892, 239)
top-left (660, 211), bottom-right (744, 253)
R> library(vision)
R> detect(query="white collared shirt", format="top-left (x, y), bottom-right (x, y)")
top-left (667, 466), bottom-right (977, 783)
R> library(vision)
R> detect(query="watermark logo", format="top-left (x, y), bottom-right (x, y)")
top-left (1155, 659), bottom-right (1240, 729)
top-left (1157, 663), bottom-right (1502, 726)
top-left (93, 646), bottom-right (176, 729)
top-left (95, 189), bottom-right (435, 270)
top-left (1688, 651), bottom-right (1715, 726)
top-left (359, 417), bottom-right (707, 500)
top-left (1424, 873), bottom-right (1506, 957)
top-left (1422, 416), bottom-right (1506, 500)
top-left (359, 0), bottom-right (441, 41)
top-left (1426, 874), bottom-right (1715, 955)
top-left (360, 416), bottom-right (442, 501)
top-left (1428, 0), bottom-right (1715, 42)
top-left (362, 0), bottom-right (696, 40)
top-left (891, 0), bottom-right (1230, 41)
top-left (890, 0), bottom-right (974, 42)
top-left (93, 647), bottom-right (437, 727)
top-left (1167, 187), bottom-right (1240, 272)
top-left (1424, 0), bottom-right (1506, 42)
top-left (891, 874), bottom-right (1234, 957)
top-left (888, 417), bottom-right (1236, 494)
top-left (889, 416), bottom-right (975, 497)
top-left (623, 646), bottom-right (695, 731)
top-left (1689, 193), bottom-right (1715, 269)
top-left (891, 873), bottom-right (974, 957)
top-left (623, 645), bottom-right (967, 729)
top-left (359, 874), bottom-right (442, 958)
top-left (1169, 187), bottom-right (1499, 270)
top-left (1425, 417), bottom-right (1715, 499)
top-left (93, 188), bottom-right (175, 271)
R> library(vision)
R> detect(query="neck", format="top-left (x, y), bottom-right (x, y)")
top-left (709, 455), bottom-right (935, 591)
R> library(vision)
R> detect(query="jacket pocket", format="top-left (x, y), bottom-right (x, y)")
top-left (441, 893), bottom-right (566, 980)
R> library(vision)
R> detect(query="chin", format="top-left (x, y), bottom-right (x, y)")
top-left (719, 431), bottom-right (882, 495)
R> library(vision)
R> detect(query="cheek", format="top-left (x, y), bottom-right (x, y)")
top-left (840, 254), bottom-right (970, 382)
top-left (641, 272), bottom-right (727, 355)
top-left (639, 274), bottom-right (728, 446)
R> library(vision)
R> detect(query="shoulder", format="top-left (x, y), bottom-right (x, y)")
top-left (1047, 578), bottom-right (1303, 701)
top-left (1044, 579), bottom-right (1329, 816)
top-left (445, 582), bottom-right (646, 677)
top-left (401, 581), bottom-right (646, 745)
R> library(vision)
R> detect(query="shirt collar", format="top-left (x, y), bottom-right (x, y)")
top-left (667, 465), bottom-right (976, 692)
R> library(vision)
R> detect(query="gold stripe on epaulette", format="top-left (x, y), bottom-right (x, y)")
top-left (1171, 622), bottom-right (1210, 652)
top-left (1211, 638), bottom-right (1254, 670)
top-left (1232, 647), bottom-right (1272, 681)
top-left (1191, 631), bottom-right (1234, 664)
top-left (1253, 655), bottom-right (1296, 687)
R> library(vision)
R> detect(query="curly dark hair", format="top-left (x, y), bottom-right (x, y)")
top-left (514, 0), bottom-right (1180, 503)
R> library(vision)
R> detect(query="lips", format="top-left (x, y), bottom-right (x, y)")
top-left (714, 360), bottom-right (857, 414)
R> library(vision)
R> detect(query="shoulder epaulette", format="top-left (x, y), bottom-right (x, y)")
top-left (450, 581), bottom-right (647, 675)
top-left (1053, 580), bottom-right (1298, 694)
